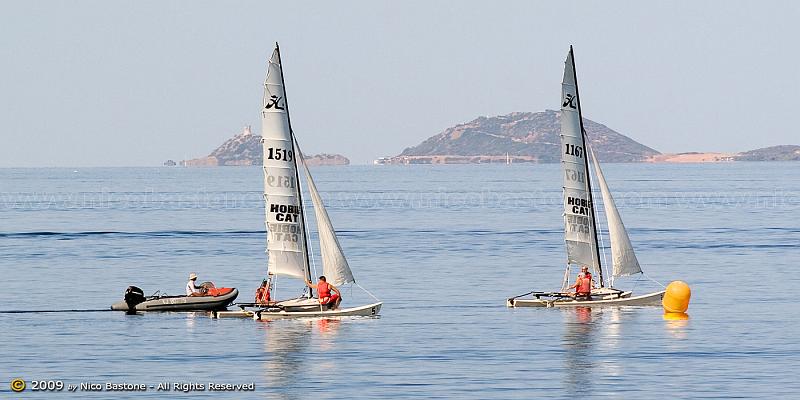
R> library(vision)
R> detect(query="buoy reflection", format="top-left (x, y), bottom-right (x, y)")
top-left (663, 312), bottom-right (689, 339)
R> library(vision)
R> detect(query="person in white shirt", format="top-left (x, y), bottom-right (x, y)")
top-left (186, 273), bottom-right (204, 296)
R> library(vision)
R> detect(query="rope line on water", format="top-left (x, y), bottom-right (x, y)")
top-left (0, 309), bottom-right (112, 314)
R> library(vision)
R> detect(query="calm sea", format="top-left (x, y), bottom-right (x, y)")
top-left (1, 163), bottom-right (798, 399)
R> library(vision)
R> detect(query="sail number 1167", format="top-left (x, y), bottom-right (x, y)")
top-left (565, 144), bottom-right (583, 158)
top-left (266, 148), bottom-right (294, 162)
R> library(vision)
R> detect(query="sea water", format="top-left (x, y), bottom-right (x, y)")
top-left (1, 163), bottom-right (798, 399)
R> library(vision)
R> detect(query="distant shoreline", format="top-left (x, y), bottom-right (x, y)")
top-left (370, 150), bottom-right (797, 165)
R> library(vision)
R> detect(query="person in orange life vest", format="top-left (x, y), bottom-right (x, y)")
top-left (304, 276), bottom-right (342, 310)
top-left (566, 273), bottom-right (582, 295)
top-left (578, 265), bottom-right (594, 297)
top-left (567, 266), bottom-right (593, 298)
top-left (581, 266), bottom-right (595, 290)
top-left (255, 279), bottom-right (273, 305)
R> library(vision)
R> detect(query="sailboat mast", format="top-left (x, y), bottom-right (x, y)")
top-left (274, 42), bottom-right (314, 295)
top-left (569, 46), bottom-right (605, 288)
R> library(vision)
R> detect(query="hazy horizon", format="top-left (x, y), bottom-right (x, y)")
top-left (2, 1), bottom-right (798, 167)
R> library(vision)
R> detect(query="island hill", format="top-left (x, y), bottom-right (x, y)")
top-left (377, 110), bottom-right (800, 164)
top-left (182, 126), bottom-right (349, 167)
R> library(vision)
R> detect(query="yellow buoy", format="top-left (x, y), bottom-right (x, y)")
top-left (662, 280), bottom-right (691, 313)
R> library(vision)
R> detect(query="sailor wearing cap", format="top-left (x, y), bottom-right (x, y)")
top-left (186, 273), bottom-right (204, 296)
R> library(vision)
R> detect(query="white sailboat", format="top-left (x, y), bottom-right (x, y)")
top-left (507, 46), bottom-right (665, 308)
top-left (214, 43), bottom-right (382, 320)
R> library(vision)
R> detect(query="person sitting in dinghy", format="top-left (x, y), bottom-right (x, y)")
top-left (304, 276), bottom-right (342, 310)
top-left (186, 273), bottom-right (206, 297)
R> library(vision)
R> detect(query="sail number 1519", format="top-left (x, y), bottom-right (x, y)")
top-left (266, 148), bottom-right (293, 162)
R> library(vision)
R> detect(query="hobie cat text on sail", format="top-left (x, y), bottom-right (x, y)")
top-left (566, 196), bottom-right (592, 216)
top-left (566, 214), bottom-right (591, 234)
top-left (267, 222), bottom-right (301, 242)
top-left (270, 204), bottom-right (300, 222)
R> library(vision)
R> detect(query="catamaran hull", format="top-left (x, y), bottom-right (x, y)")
top-left (111, 289), bottom-right (239, 312)
top-left (271, 296), bottom-right (327, 312)
top-left (507, 290), bottom-right (665, 308)
top-left (211, 302), bottom-right (382, 320)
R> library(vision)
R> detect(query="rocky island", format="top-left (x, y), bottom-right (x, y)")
top-left (182, 127), bottom-right (349, 167)
top-left (734, 145), bottom-right (800, 161)
top-left (376, 110), bottom-right (798, 164)
top-left (380, 110), bottom-right (660, 164)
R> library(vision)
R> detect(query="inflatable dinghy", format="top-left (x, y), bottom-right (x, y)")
top-left (111, 285), bottom-right (238, 312)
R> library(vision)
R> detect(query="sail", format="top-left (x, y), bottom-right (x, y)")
top-left (299, 151), bottom-right (356, 286)
top-left (589, 146), bottom-right (642, 277)
top-left (560, 48), bottom-right (601, 275)
top-left (262, 47), bottom-right (309, 281)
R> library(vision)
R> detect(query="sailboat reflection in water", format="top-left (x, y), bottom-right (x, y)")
top-left (562, 307), bottom-right (595, 392)
top-left (260, 321), bottom-right (314, 391)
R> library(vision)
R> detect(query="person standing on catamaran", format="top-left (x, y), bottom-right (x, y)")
top-left (305, 276), bottom-right (342, 310)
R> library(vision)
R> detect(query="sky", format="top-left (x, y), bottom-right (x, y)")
top-left (1, 1), bottom-right (798, 166)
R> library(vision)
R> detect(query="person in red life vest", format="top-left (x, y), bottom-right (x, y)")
top-left (567, 266), bottom-right (594, 299)
top-left (581, 266), bottom-right (595, 290)
top-left (255, 279), bottom-right (273, 305)
top-left (304, 276), bottom-right (342, 310)
top-left (566, 273), bottom-right (582, 296)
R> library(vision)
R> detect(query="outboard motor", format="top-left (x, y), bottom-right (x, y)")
top-left (199, 281), bottom-right (215, 295)
top-left (124, 286), bottom-right (146, 312)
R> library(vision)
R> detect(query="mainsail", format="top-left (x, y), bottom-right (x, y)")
top-left (560, 47), bottom-right (603, 284)
top-left (300, 151), bottom-right (356, 286)
top-left (589, 146), bottom-right (642, 278)
top-left (261, 46), bottom-right (310, 281)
